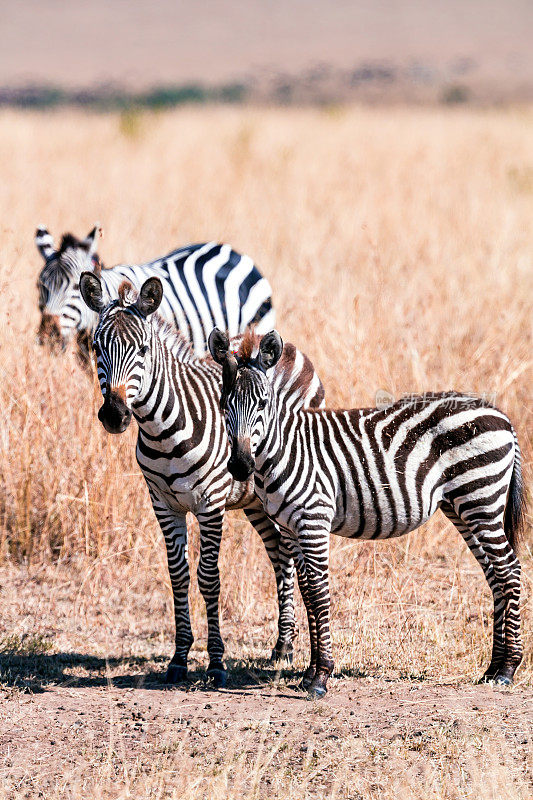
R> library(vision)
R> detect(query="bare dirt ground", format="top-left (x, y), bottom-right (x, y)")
top-left (2, 678), bottom-right (532, 798)
top-left (1, 556), bottom-right (532, 799)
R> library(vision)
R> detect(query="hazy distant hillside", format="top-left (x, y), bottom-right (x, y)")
top-left (2, 0), bottom-right (533, 102)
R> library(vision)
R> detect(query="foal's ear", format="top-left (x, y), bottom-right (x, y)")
top-left (80, 272), bottom-right (105, 312)
top-left (259, 331), bottom-right (283, 370)
top-left (35, 225), bottom-right (55, 260)
top-left (208, 328), bottom-right (230, 364)
top-left (136, 277), bottom-right (163, 317)
top-left (83, 224), bottom-right (102, 257)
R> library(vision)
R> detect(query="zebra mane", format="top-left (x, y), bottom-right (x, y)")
top-left (118, 280), bottom-right (136, 306)
top-left (59, 233), bottom-right (90, 253)
top-left (274, 342), bottom-right (324, 406)
top-left (151, 313), bottom-right (197, 363)
top-left (56, 232), bottom-right (103, 272)
top-left (116, 281), bottom-right (196, 362)
top-left (238, 328), bottom-right (259, 361)
top-left (237, 330), bottom-right (324, 409)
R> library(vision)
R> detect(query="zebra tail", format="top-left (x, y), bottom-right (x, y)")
top-left (504, 429), bottom-right (526, 554)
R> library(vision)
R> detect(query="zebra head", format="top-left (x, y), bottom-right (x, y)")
top-left (208, 328), bottom-right (284, 481)
top-left (80, 272), bottom-right (163, 434)
top-left (36, 224), bottom-right (102, 350)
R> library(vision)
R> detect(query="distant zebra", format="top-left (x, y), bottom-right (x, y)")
top-left (79, 273), bottom-right (324, 685)
top-left (35, 224), bottom-right (275, 363)
top-left (209, 328), bottom-right (526, 697)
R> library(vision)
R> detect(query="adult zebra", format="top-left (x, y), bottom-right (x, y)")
top-left (35, 224), bottom-right (274, 364)
top-left (209, 328), bottom-right (526, 698)
top-left (79, 273), bottom-right (324, 686)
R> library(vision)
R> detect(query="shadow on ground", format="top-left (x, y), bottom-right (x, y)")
top-left (0, 650), bottom-right (308, 694)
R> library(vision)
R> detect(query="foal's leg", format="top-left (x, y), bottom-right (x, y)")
top-left (440, 503), bottom-right (506, 680)
top-left (296, 526), bottom-right (334, 698)
top-left (196, 507), bottom-right (227, 687)
top-left (151, 500), bottom-right (193, 683)
top-left (473, 525), bottom-right (522, 685)
top-left (243, 501), bottom-right (296, 661)
top-left (443, 495), bottom-right (522, 684)
top-left (288, 542), bottom-right (318, 689)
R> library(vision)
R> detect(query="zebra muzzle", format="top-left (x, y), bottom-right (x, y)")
top-left (227, 439), bottom-right (255, 481)
top-left (37, 313), bottom-right (65, 351)
top-left (98, 387), bottom-right (132, 434)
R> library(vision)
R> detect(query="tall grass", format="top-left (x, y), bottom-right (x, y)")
top-left (0, 106), bottom-right (530, 561)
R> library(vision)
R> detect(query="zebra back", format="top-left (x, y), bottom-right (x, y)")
top-left (101, 242), bottom-right (275, 354)
top-left (35, 226), bottom-right (275, 356)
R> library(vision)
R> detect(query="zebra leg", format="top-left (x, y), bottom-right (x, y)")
top-left (153, 506), bottom-right (194, 683)
top-left (290, 544), bottom-right (318, 690)
top-left (243, 501), bottom-right (296, 662)
top-left (276, 536), bottom-right (298, 661)
top-left (443, 501), bottom-right (522, 684)
top-left (196, 508), bottom-right (226, 688)
top-left (440, 503), bottom-right (506, 680)
top-left (476, 530), bottom-right (522, 685)
top-left (295, 529), bottom-right (334, 698)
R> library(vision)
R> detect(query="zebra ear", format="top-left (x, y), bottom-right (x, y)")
top-left (136, 277), bottom-right (163, 317)
top-left (209, 329), bottom-right (237, 408)
top-left (35, 225), bottom-right (55, 260)
top-left (259, 331), bottom-right (283, 370)
top-left (83, 224), bottom-right (102, 257)
top-left (220, 353), bottom-right (238, 410)
top-left (80, 271), bottom-right (105, 313)
top-left (208, 328), bottom-right (230, 364)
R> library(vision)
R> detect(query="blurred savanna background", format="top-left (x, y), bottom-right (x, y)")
top-left (0, 2), bottom-right (532, 799)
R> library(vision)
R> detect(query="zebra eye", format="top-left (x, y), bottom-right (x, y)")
top-left (258, 398), bottom-right (267, 410)
top-left (72, 283), bottom-right (79, 291)
top-left (138, 344), bottom-right (149, 356)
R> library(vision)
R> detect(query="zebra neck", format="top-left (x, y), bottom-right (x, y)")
top-left (255, 412), bottom-right (289, 480)
top-left (132, 331), bottom-right (210, 441)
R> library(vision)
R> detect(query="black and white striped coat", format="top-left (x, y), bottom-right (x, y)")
top-left (35, 225), bottom-right (274, 362)
top-left (79, 275), bottom-right (324, 685)
top-left (210, 329), bottom-right (525, 697)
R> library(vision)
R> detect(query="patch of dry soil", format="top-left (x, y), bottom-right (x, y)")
top-left (1, 678), bottom-right (532, 794)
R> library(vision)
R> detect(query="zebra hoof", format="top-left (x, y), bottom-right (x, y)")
top-left (165, 664), bottom-right (188, 684)
top-left (307, 683), bottom-right (327, 700)
top-left (494, 674), bottom-right (513, 687)
top-left (207, 666), bottom-right (227, 689)
top-left (300, 668), bottom-right (316, 692)
top-left (479, 661), bottom-right (505, 683)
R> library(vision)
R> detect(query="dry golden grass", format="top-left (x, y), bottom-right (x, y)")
top-left (0, 106), bottom-right (532, 799)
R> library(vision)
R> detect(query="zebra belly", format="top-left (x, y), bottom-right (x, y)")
top-left (330, 473), bottom-right (444, 540)
top-left (140, 460), bottom-right (220, 515)
top-left (332, 512), bottom-right (434, 541)
top-left (146, 477), bottom-right (202, 514)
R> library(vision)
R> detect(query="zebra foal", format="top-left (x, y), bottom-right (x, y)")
top-left (79, 274), bottom-right (324, 685)
top-left (209, 328), bottom-right (526, 698)
top-left (36, 224), bottom-right (274, 364)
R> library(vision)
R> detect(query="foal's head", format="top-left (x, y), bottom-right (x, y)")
top-left (80, 272), bottom-right (163, 434)
top-left (208, 328), bottom-right (284, 480)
